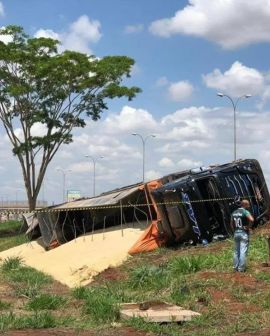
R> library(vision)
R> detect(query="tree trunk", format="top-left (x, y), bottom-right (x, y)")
top-left (28, 195), bottom-right (37, 212)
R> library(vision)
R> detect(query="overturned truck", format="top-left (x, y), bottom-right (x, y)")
top-left (28, 159), bottom-right (270, 252)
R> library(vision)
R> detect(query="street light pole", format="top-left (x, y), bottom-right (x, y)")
top-left (57, 168), bottom-right (72, 202)
top-left (85, 155), bottom-right (104, 197)
top-left (217, 93), bottom-right (251, 161)
top-left (132, 133), bottom-right (156, 183)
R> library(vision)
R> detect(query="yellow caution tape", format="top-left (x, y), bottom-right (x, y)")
top-left (0, 195), bottom-right (259, 215)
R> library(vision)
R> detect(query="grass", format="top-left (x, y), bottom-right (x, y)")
top-left (0, 312), bottom-right (57, 331)
top-left (0, 300), bottom-right (11, 310)
top-left (1, 256), bottom-right (23, 272)
top-left (0, 220), bottom-right (28, 252)
top-left (26, 294), bottom-right (66, 311)
top-left (1, 256), bottom-right (52, 287)
top-left (0, 233), bottom-right (269, 334)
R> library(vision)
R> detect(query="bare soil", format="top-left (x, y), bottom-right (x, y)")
top-left (3, 327), bottom-right (153, 336)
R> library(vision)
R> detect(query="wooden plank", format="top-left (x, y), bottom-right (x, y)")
top-left (120, 302), bottom-right (201, 323)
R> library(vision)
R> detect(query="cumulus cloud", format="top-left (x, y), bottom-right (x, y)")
top-left (155, 77), bottom-right (194, 101)
top-left (167, 81), bottom-right (194, 102)
top-left (3, 102), bottom-right (270, 203)
top-left (149, 0), bottom-right (270, 49)
top-left (124, 24), bottom-right (144, 34)
top-left (177, 159), bottom-right (202, 170)
top-left (203, 62), bottom-right (264, 97)
top-left (104, 105), bottom-right (158, 134)
top-left (35, 15), bottom-right (102, 54)
top-left (34, 29), bottom-right (60, 40)
top-left (158, 157), bottom-right (175, 169)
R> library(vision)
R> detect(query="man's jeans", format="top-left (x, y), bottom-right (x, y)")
top-left (234, 230), bottom-right (249, 272)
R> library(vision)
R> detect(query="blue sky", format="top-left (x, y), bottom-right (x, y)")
top-left (1, 0), bottom-right (270, 204)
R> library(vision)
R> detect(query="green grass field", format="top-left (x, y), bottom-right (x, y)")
top-left (0, 220), bottom-right (28, 252)
top-left (0, 220), bottom-right (270, 335)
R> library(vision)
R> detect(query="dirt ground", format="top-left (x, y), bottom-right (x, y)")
top-left (3, 327), bottom-right (153, 336)
top-left (237, 329), bottom-right (270, 336)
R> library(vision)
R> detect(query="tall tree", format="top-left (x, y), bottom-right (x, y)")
top-left (0, 26), bottom-right (141, 211)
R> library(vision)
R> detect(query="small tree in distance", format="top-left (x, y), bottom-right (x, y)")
top-left (0, 25), bottom-right (141, 211)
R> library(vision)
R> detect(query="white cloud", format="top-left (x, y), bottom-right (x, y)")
top-left (158, 157), bottom-right (175, 168)
top-left (104, 105), bottom-right (158, 134)
top-left (168, 81), bottom-right (194, 102)
top-left (0, 25), bottom-right (13, 44)
top-left (145, 170), bottom-right (161, 181)
top-left (124, 24), bottom-right (144, 34)
top-left (203, 62), bottom-right (264, 97)
top-left (177, 159), bottom-right (202, 170)
top-left (35, 15), bottom-right (102, 54)
top-left (34, 29), bottom-right (60, 40)
top-left (30, 122), bottom-right (48, 137)
top-left (149, 0), bottom-right (270, 49)
top-left (3, 102), bottom-right (270, 204)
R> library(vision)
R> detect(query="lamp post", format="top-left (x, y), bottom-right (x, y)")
top-left (132, 133), bottom-right (156, 183)
top-left (85, 155), bottom-right (104, 197)
top-left (217, 93), bottom-right (251, 161)
top-left (57, 168), bottom-right (72, 202)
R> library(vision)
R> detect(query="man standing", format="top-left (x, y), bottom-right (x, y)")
top-left (231, 199), bottom-right (254, 272)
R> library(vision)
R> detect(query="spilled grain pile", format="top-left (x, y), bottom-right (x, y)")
top-left (0, 224), bottom-right (145, 287)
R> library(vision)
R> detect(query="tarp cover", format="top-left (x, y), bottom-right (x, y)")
top-left (128, 220), bottom-right (163, 254)
top-left (51, 184), bottom-right (142, 210)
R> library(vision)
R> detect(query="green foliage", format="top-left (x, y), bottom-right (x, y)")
top-left (0, 300), bottom-right (11, 310)
top-left (72, 286), bottom-right (89, 300)
top-left (128, 264), bottom-right (169, 290)
top-left (0, 220), bottom-right (23, 233)
top-left (6, 265), bottom-right (52, 287)
top-left (26, 294), bottom-right (66, 311)
top-left (1, 256), bottom-right (23, 272)
top-left (0, 25), bottom-right (141, 210)
top-left (249, 236), bottom-right (269, 262)
top-left (255, 271), bottom-right (270, 283)
top-left (1, 257), bottom-right (52, 299)
top-left (168, 255), bottom-right (204, 274)
top-left (263, 293), bottom-right (270, 309)
top-left (82, 287), bottom-right (120, 324)
top-left (15, 283), bottom-right (41, 299)
top-left (0, 312), bottom-right (57, 331)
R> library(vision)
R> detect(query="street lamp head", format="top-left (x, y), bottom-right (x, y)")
top-left (217, 92), bottom-right (224, 97)
top-left (150, 134), bottom-right (156, 138)
top-left (132, 133), bottom-right (138, 136)
top-left (100, 156), bottom-right (104, 159)
top-left (245, 94), bottom-right (252, 98)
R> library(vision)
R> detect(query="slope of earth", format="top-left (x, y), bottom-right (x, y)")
top-left (0, 224), bottom-right (144, 287)
top-left (0, 222), bottom-right (270, 335)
